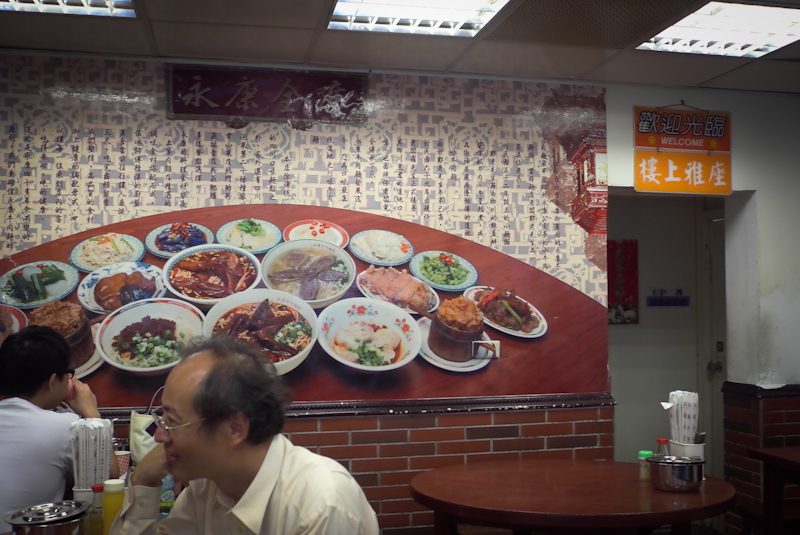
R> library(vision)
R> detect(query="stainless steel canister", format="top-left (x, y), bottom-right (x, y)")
top-left (646, 454), bottom-right (705, 492)
top-left (5, 500), bottom-right (89, 534)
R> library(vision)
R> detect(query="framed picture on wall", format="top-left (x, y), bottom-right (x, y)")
top-left (608, 239), bottom-right (639, 324)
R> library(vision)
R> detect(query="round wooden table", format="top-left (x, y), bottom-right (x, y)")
top-left (0, 204), bottom-right (607, 411)
top-left (410, 459), bottom-right (736, 535)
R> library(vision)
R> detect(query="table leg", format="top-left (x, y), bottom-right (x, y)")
top-left (432, 511), bottom-right (459, 535)
top-left (762, 464), bottom-right (785, 535)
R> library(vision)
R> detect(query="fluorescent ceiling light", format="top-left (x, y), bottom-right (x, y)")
top-left (328, 0), bottom-right (510, 37)
top-left (637, 1), bottom-right (800, 58)
top-left (0, 0), bottom-right (135, 17)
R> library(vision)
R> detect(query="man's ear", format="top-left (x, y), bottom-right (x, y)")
top-left (47, 372), bottom-right (60, 392)
top-left (228, 412), bottom-right (250, 446)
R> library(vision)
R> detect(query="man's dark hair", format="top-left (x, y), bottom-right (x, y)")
top-left (0, 325), bottom-right (71, 397)
top-left (181, 336), bottom-right (287, 444)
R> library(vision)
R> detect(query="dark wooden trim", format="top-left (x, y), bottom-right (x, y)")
top-left (722, 381), bottom-right (800, 399)
top-left (100, 391), bottom-right (615, 422)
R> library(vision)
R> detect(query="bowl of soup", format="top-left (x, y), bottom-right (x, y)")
top-left (261, 239), bottom-right (356, 309)
top-left (316, 297), bottom-right (421, 373)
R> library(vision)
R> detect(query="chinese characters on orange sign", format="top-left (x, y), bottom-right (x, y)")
top-left (633, 106), bottom-right (732, 195)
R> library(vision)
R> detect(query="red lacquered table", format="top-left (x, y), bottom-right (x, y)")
top-left (0, 204), bottom-right (607, 411)
top-left (410, 459), bottom-right (736, 535)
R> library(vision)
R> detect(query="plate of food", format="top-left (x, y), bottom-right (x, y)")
top-left (261, 239), bottom-right (355, 309)
top-left (0, 304), bottom-right (28, 346)
top-left (163, 244), bottom-right (261, 308)
top-left (409, 251), bottom-right (478, 292)
top-left (356, 265), bottom-right (438, 314)
top-left (316, 297), bottom-right (421, 373)
top-left (463, 286), bottom-right (548, 338)
top-left (215, 218), bottom-right (282, 255)
top-left (70, 233), bottom-right (145, 272)
top-left (145, 222), bottom-right (214, 258)
top-left (416, 316), bottom-right (493, 373)
top-left (283, 219), bottom-right (349, 248)
top-left (348, 230), bottom-right (413, 266)
top-left (0, 261), bottom-right (80, 310)
top-left (94, 297), bottom-right (205, 375)
top-left (77, 262), bottom-right (165, 314)
top-left (204, 289), bottom-right (318, 375)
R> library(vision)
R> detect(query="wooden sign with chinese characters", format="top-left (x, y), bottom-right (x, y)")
top-left (633, 105), bottom-right (732, 195)
top-left (167, 66), bottom-right (368, 125)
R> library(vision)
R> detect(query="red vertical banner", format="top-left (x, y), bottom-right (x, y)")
top-left (608, 239), bottom-right (639, 324)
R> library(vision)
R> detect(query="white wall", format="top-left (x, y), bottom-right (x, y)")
top-left (609, 195), bottom-right (700, 461)
top-left (605, 84), bottom-right (800, 387)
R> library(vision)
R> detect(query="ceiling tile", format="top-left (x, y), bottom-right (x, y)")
top-left (584, 49), bottom-right (750, 88)
top-left (151, 22), bottom-right (314, 63)
top-left (309, 31), bottom-right (470, 71)
top-left (142, 0), bottom-right (332, 28)
top-left (700, 60), bottom-right (800, 93)
top-left (450, 41), bottom-right (616, 79)
top-left (486, 0), bottom-right (704, 48)
top-left (0, 13), bottom-right (153, 56)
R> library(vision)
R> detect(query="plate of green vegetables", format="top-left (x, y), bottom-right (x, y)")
top-left (409, 250), bottom-right (478, 292)
top-left (0, 261), bottom-right (80, 310)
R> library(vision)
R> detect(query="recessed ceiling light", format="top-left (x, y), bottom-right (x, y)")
top-left (0, 0), bottom-right (135, 18)
top-left (637, 1), bottom-right (800, 58)
top-left (328, 0), bottom-right (510, 37)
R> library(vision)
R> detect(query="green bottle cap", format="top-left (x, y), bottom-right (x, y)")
top-left (638, 450), bottom-right (654, 459)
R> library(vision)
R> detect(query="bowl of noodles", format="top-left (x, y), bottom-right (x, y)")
top-left (261, 239), bottom-right (356, 309)
top-left (316, 297), bottom-right (421, 373)
top-left (70, 233), bottom-right (146, 273)
top-left (203, 289), bottom-right (318, 375)
top-left (95, 298), bottom-right (205, 375)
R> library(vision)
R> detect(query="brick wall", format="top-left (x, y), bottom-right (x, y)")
top-left (722, 382), bottom-right (800, 534)
top-left (283, 406), bottom-right (614, 534)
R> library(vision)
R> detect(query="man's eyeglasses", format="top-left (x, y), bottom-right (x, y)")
top-left (150, 406), bottom-right (204, 433)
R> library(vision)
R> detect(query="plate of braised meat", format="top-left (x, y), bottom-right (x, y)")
top-left (77, 262), bottom-right (165, 314)
top-left (163, 244), bottom-right (261, 307)
top-left (462, 286), bottom-right (547, 338)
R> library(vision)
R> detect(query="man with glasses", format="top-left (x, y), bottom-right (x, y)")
top-left (114, 337), bottom-right (378, 535)
top-left (0, 326), bottom-right (111, 533)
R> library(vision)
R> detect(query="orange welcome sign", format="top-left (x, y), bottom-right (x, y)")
top-left (634, 149), bottom-right (731, 195)
top-left (634, 106), bottom-right (731, 152)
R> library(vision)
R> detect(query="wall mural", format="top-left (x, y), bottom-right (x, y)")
top-left (0, 55), bottom-right (606, 305)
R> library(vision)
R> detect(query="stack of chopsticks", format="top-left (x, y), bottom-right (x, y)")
top-left (70, 418), bottom-right (113, 489)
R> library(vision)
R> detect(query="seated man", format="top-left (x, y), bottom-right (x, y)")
top-left (0, 326), bottom-right (113, 533)
top-left (114, 337), bottom-right (379, 535)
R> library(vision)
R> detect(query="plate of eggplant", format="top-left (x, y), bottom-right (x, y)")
top-left (0, 261), bottom-right (79, 310)
top-left (77, 261), bottom-right (166, 314)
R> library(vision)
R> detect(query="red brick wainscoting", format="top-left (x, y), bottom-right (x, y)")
top-left (723, 382), bottom-right (800, 534)
top-left (283, 405), bottom-right (615, 534)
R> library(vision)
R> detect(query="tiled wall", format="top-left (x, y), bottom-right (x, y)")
top-left (283, 407), bottom-right (614, 534)
top-left (723, 382), bottom-right (800, 534)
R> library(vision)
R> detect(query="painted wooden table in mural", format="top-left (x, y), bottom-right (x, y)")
top-left (410, 459), bottom-right (736, 535)
top-left (0, 204), bottom-right (607, 410)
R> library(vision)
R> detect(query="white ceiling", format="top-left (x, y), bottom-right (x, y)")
top-left (1, 0), bottom-right (799, 94)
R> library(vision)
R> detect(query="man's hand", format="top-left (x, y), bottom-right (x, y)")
top-left (66, 379), bottom-right (100, 418)
top-left (131, 444), bottom-right (168, 487)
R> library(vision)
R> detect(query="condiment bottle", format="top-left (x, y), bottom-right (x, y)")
top-left (102, 479), bottom-right (125, 535)
top-left (638, 450), bottom-right (654, 480)
top-left (86, 483), bottom-right (104, 535)
top-left (656, 437), bottom-right (670, 456)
